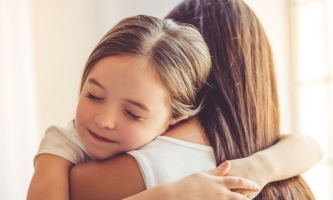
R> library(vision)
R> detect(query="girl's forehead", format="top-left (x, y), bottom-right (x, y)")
top-left (88, 55), bottom-right (164, 86)
top-left (90, 55), bottom-right (147, 73)
top-left (84, 55), bottom-right (172, 113)
top-left (87, 56), bottom-right (166, 91)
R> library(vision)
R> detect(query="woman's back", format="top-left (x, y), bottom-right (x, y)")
top-left (167, 0), bottom-right (315, 199)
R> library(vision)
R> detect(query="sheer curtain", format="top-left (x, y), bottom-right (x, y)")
top-left (0, 0), bottom-right (39, 199)
top-left (291, 0), bottom-right (333, 199)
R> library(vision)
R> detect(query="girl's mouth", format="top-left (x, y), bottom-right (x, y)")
top-left (88, 130), bottom-right (114, 143)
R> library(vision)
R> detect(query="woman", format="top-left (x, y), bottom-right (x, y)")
top-left (69, 0), bottom-right (321, 199)
top-left (166, 0), bottom-right (316, 199)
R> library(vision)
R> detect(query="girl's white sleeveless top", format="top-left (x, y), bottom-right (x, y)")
top-left (35, 122), bottom-right (216, 189)
top-left (127, 136), bottom-right (216, 189)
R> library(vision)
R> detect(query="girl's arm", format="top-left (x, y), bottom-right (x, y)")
top-left (238, 134), bottom-right (323, 183)
top-left (165, 119), bottom-right (323, 190)
top-left (27, 154), bottom-right (74, 200)
top-left (226, 134), bottom-right (323, 199)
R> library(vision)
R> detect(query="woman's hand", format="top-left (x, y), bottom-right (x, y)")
top-left (226, 158), bottom-right (268, 199)
top-left (169, 161), bottom-right (260, 200)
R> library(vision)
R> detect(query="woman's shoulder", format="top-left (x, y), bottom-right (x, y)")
top-left (162, 117), bottom-right (211, 146)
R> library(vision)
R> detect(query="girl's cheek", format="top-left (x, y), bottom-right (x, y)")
top-left (119, 125), bottom-right (140, 148)
top-left (76, 98), bottom-right (92, 122)
top-left (125, 128), bottom-right (152, 150)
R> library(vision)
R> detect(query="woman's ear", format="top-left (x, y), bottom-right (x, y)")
top-left (169, 115), bottom-right (189, 126)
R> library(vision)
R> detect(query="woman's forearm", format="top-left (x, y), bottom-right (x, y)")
top-left (70, 155), bottom-right (146, 200)
top-left (124, 183), bottom-right (176, 200)
top-left (70, 154), bottom-right (258, 200)
top-left (125, 161), bottom-right (259, 200)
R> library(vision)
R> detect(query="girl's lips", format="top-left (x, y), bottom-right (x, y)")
top-left (88, 130), bottom-right (114, 143)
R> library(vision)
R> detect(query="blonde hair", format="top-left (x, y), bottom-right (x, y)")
top-left (80, 15), bottom-right (211, 118)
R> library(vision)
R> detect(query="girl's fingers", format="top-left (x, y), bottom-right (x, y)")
top-left (221, 176), bottom-right (260, 191)
top-left (207, 160), bottom-right (231, 176)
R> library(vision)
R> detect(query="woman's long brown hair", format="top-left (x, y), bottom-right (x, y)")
top-left (167, 0), bottom-right (315, 199)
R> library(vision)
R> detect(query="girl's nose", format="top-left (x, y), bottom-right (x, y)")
top-left (93, 109), bottom-right (116, 130)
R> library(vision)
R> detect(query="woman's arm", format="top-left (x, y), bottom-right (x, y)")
top-left (70, 156), bottom-right (259, 200)
top-left (124, 161), bottom-right (259, 200)
top-left (27, 154), bottom-right (74, 200)
top-left (69, 154), bottom-right (145, 200)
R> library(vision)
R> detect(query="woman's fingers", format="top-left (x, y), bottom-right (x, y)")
top-left (228, 192), bottom-right (251, 200)
top-left (208, 160), bottom-right (231, 176)
top-left (201, 161), bottom-right (259, 199)
top-left (221, 176), bottom-right (260, 192)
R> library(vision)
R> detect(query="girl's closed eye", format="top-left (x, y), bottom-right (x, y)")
top-left (124, 109), bottom-right (143, 121)
top-left (86, 93), bottom-right (104, 102)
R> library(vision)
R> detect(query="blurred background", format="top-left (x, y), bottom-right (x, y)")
top-left (0, 0), bottom-right (332, 199)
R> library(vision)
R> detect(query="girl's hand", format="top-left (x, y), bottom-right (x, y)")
top-left (173, 161), bottom-right (260, 200)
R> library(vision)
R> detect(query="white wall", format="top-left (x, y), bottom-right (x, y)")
top-left (31, 0), bottom-right (99, 138)
top-left (94, 0), bottom-right (184, 40)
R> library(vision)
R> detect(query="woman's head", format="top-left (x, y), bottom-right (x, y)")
top-left (75, 15), bottom-right (211, 159)
top-left (167, 0), bottom-right (279, 162)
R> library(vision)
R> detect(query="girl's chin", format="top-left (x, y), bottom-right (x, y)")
top-left (86, 149), bottom-right (117, 160)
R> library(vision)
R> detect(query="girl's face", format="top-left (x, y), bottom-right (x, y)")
top-left (75, 56), bottom-right (178, 160)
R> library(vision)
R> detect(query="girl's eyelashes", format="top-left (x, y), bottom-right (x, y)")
top-left (124, 110), bottom-right (142, 121)
top-left (86, 93), bottom-right (104, 102)
top-left (86, 92), bottom-right (143, 121)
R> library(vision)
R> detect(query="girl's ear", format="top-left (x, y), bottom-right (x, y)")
top-left (169, 115), bottom-right (189, 126)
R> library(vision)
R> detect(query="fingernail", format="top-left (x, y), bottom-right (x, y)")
top-left (222, 160), bottom-right (229, 165)
top-left (255, 183), bottom-right (260, 191)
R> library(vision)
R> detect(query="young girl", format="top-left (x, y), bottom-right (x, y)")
top-left (27, 15), bottom-right (261, 200)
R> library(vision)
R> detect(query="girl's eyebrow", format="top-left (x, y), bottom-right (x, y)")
top-left (125, 99), bottom-right (150, 112)
top-left (88, 78), bottom-right (149, 112)
top-left (88, 78), bottom-right (105, 90)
